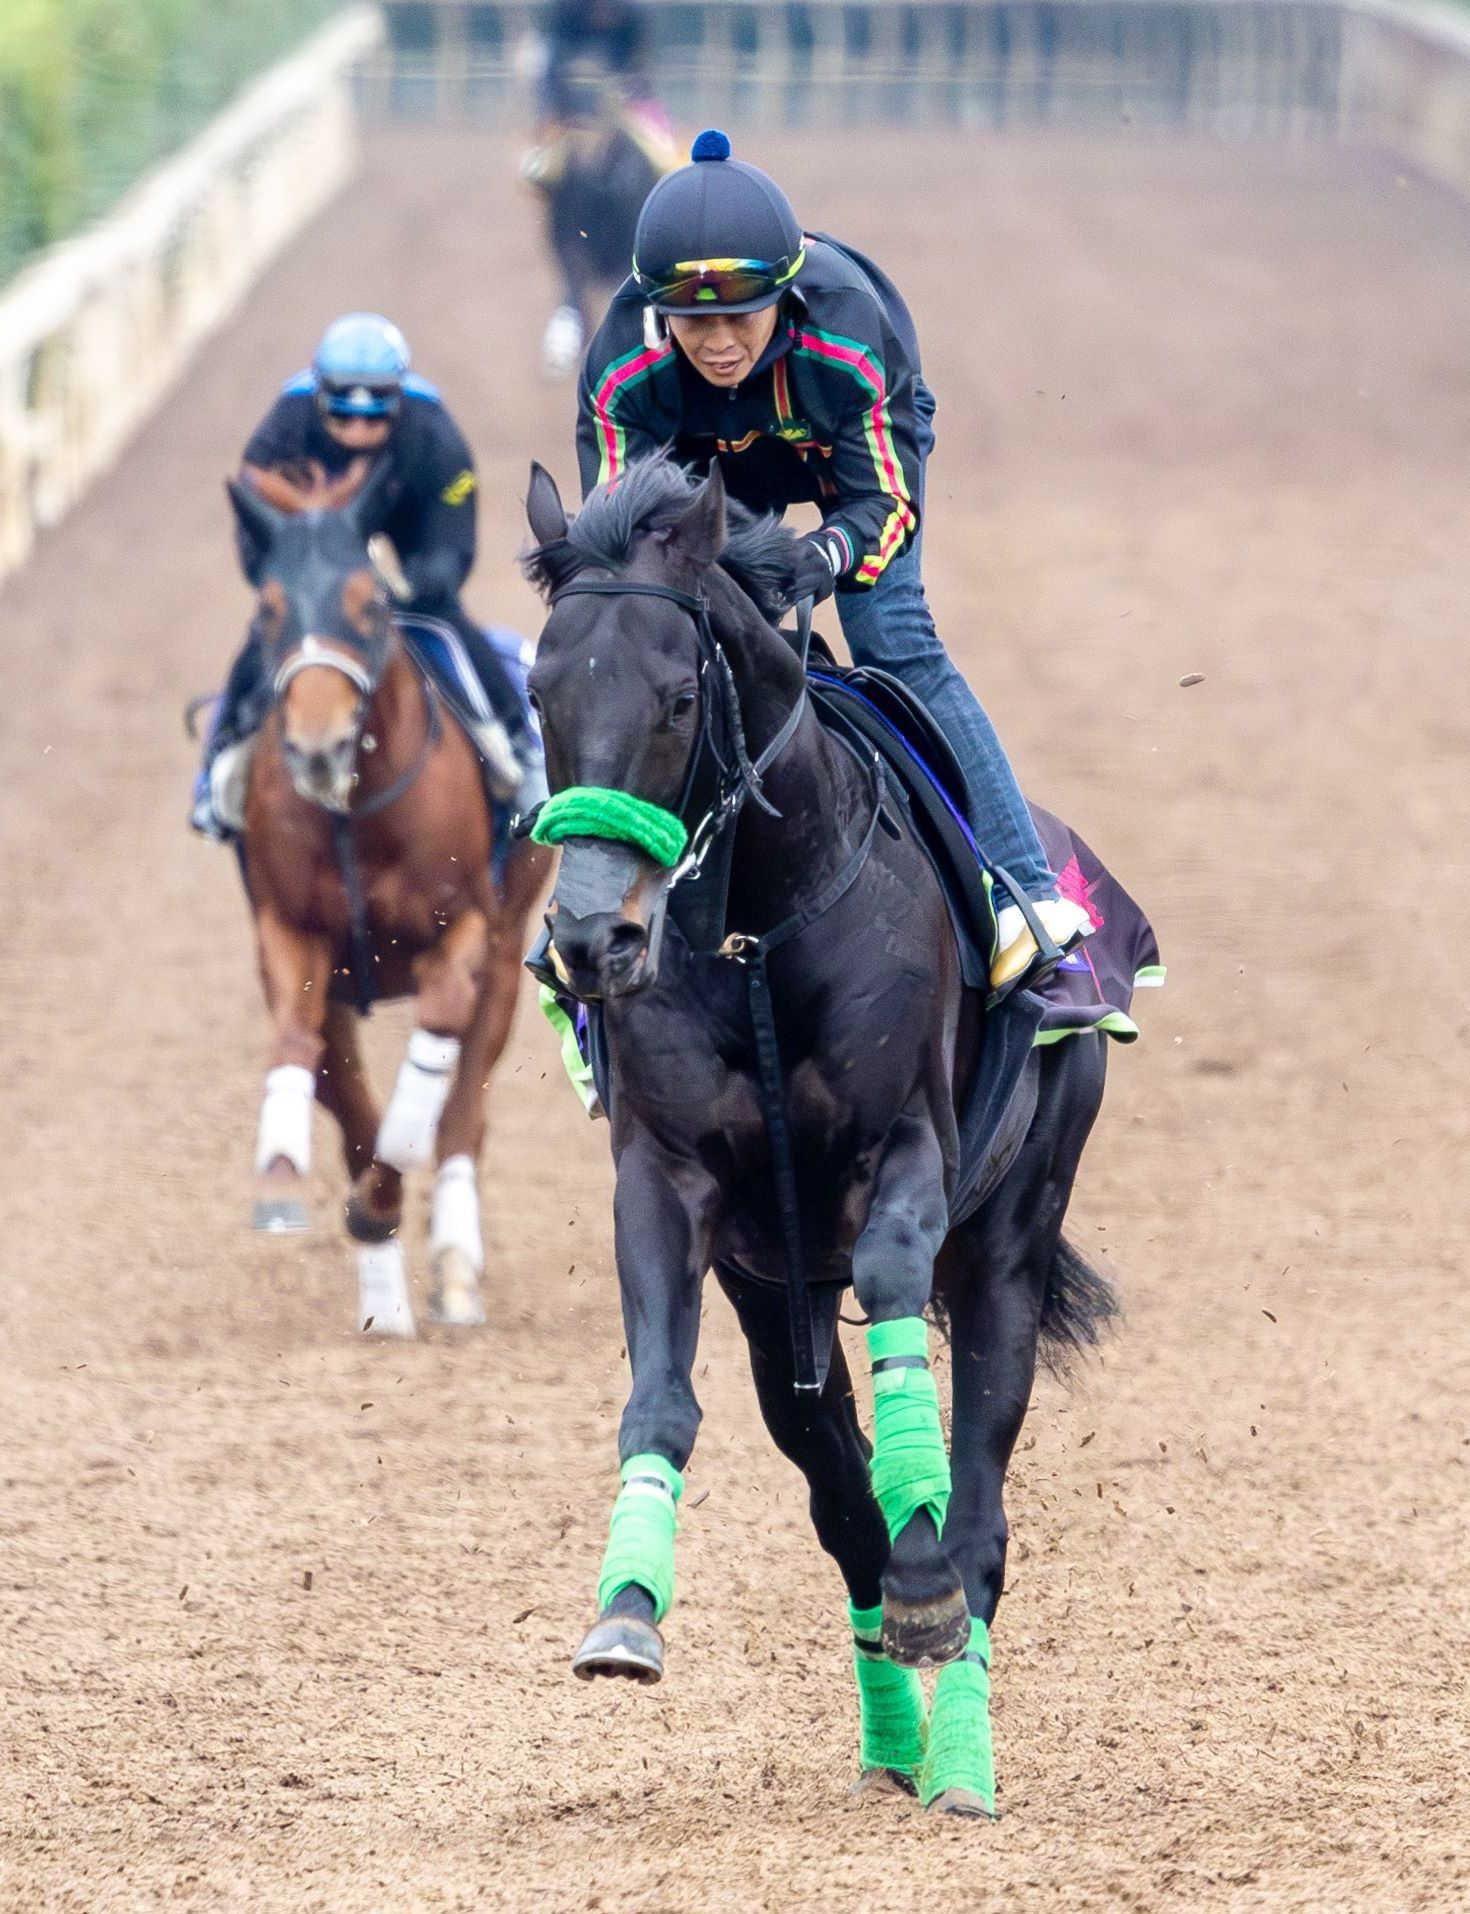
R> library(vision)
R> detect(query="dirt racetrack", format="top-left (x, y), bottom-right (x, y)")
top-left (2, 126), bottom-right (1468, 1911)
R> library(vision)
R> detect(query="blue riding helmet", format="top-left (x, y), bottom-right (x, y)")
top-left (312, 313), bottom-right (412, 419)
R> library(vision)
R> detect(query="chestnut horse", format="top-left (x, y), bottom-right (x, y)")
top-left (226, 461), bottom-right (547, 1335)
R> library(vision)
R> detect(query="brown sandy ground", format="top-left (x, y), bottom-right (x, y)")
top-left (0, 130), bottom-right (1467, 1911)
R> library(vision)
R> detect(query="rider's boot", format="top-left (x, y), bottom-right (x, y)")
top-left (542, 304), bottom-right (585, 382)
top-left (189, 633), bottom-right (267, 841)
top-left (989, 895), bottom-right (1094, 994)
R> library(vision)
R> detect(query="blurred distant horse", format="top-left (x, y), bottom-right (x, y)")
top-left (528, 68), bottom-right (675, 379)
top-left (226, 459), bottom-right (546, 1335)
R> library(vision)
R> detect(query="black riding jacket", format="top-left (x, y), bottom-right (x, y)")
top-left (576, 235), bottom-right (925, 590)
top-left (238, 373), bottom-right (478, 607)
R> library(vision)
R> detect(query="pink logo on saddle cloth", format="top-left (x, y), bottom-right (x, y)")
top-left (1057, 853), bottom-right (1106, 932)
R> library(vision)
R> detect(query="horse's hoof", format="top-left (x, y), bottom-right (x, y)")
top-left (926, 1787), bottom-right (998, 1821)
top-left (427, 1248), bottom-right (486, 1328)
top-left (571, 1615), bottom-right (664, 1684)
top-left (252, 1196), bottom-right (308, 1234)
top-left (850, 1767), bottom-right (918, 1799)
top-left (881, 1585), bottom-right (971, 1668)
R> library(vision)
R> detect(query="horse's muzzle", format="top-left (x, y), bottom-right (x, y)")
top-left (548, 908), bottom-right (651, 1001)
top-left (546, 838), bottom-right (666, 1000)
top-left (283, 735), bottom-right (358, 814)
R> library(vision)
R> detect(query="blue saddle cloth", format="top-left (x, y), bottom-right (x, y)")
top-left (395, 614), bottom-right (541, 877)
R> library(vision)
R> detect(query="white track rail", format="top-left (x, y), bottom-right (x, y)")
top-left (0, 6), bottom-right (384, 584)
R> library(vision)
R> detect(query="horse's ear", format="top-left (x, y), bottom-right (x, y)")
top-left (527, 461), bottom-right (568, 547)
top-left (226, 476), bottom-right (284, 549)
top-left (666, 463), bottom-right (727, 570)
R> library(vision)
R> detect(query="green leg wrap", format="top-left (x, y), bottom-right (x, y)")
top-left (920, 1617), bottom-right (996, 1814)
top-left (850, 1600), bottom-right (928, 1778)
top-left (866, 1318), bottom-right (952, 1541)
top-left (596, 1452), bottom-right (682, 1622)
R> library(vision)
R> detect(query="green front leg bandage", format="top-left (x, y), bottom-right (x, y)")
top-left (866, 1317), bottom-right (952, 1541)
top-left (596, 1452), bottom-right (683, 1622)
top-left (920, 1617), bottom-right (996, 1814)
top-left (850, 1600), bottom-right (927, 1778)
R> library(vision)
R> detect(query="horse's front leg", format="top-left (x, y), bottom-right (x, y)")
top-left (427, 849), bottom-right (547, 1326)
top-left (572, 1133), bottom-right (717, 1687)
top-left (348, 907), bottom-right (490, 1338)
top-left (850, 1114), bottom-right (969, 1671)
top-left (251, 909), bottom-right (331, 1234)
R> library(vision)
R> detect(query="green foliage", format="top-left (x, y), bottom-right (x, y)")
top-left (0, 0), bottom-right (342, 282)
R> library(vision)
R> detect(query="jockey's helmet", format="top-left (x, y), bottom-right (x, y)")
top-left (312, 313), bottom-right (412, 420)
top-left (632, 129), bottom-right (804, 315)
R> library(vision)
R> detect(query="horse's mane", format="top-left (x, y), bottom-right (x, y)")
top-left (523, 454), bottom-right (802, 626)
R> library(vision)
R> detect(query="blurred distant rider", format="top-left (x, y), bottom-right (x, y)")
top-left (191, 312), bottom-right (528, 839)
top-left (575, 132), bottom-right (1092, 989)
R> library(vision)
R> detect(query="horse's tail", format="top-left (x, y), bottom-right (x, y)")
top-left (1038, 1234), bottom-right (1118, 1374)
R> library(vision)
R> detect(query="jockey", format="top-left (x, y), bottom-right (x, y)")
top-left (523, 0), bottom-right (675, 186)
top-left (191, 312), bottom-right (528, 839)
top-left (575, 131), bottom-right (1091, 989)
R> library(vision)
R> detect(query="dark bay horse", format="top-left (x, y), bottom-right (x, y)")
top-left (533, 93), bottom-right (669, 378)
top-left (227, 462), bottom-right (547, 1336)
top-left (522, 458), bottom-right (1119, 1816)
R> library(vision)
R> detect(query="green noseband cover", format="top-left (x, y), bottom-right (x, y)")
top-left (532, 787), bottom-right (688, 868)
top-left (596, 1452), bottom-right (683, 1621)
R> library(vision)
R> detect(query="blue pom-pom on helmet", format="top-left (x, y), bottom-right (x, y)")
top-left (633, 132), bottom-right (805, 315)
top-left (313, 312), bottom-right (411, 419)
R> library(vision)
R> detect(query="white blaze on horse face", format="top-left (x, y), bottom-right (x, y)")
top-left (254, 1063), bottom-right (315, 1176)
top-left (375, 1028), bottom-right (461, 1172)
top-left (430, 1154), bottom-right (484, 1274)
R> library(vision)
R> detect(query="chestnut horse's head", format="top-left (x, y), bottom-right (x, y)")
top-left (227, 459), bottom-right (400, 813)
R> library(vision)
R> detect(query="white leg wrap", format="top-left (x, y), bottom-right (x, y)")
top-left (254, 1064), bottom-right (315, 1176)
top-left (375, 1029), bottom-right (461, 1172)
top-left (357, 1239), bottom-right (416, 1338)
top-left (430, 1154), bottom-right (484, 1274)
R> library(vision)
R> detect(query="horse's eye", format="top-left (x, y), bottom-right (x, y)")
top-left (663, 690), bottom-right (697, 725)
top-left (527, 688), bottom-right (544, 716)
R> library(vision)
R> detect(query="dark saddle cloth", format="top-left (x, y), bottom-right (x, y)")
top-left (804, 653), bottom-right (1163, 1224)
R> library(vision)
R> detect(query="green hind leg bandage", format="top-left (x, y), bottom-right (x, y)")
top-left (596, 1452), bottom-right (683, 1622)
top-left (850, 1600), bottom-right (927, 1778)
top-left (867, 1318), bottom-right (952, 1541)
top-left (920, 1617), bottom-right (996, 1814)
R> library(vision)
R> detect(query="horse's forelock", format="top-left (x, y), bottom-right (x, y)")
top-left (520, 453), bottom-right (802, 620)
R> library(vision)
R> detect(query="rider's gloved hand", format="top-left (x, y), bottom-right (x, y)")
top-left (785, 532), bottom-right (841, 608)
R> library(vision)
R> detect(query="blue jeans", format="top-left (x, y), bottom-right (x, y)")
top-left (835, 384), bottom-right (1055, 901)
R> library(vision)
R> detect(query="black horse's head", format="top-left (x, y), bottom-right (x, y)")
top-left (226, 459), bottom-right (400, 814)
top-left (523, 456), bottom-right (803, 1000)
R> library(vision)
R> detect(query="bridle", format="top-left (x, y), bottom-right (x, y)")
top-left (540, 572), bottom-right (887, 1393)
top-left (545, 576), bottom-right (813, 898)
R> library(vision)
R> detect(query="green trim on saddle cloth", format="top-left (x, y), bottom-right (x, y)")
top-left (531, 787), bottom-right (688, 868)
top-left (596, 1451), bottom-right (683, 1622)
top-left (850, 1599), bottom-right (927, 1778)
top-left (1133, 963), bottom-right (1168, 987)
top-left (537, 984), bottom-right (600, 1114)
top-left (920, 1616), bottom-right (996, 1814)
top-left (866, 1318), bottom-right (952, 1541)
top-left (1032, 1010), bottom-right (1141, 1048)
